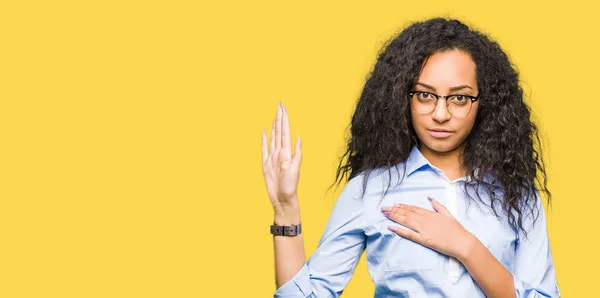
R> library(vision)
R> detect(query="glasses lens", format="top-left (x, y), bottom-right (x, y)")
top-left (411, 92), bottom-right (435, 114)
top-left (447, 95), bottom-right (472, 117)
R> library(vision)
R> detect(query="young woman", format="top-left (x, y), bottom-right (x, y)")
top-left (261, 17), bottom-right (560, 297)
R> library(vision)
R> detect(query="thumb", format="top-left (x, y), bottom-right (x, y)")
top-left (429, 196), bottom-right (451, 216)
top-left (291, 133), bottom-right (302, 170)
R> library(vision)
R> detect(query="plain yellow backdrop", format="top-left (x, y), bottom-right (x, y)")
top-left (1, 0), bottom-right (597, 297)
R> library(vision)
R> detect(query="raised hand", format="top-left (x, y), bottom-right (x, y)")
top-left (261, 102), bottom-right (303, 225)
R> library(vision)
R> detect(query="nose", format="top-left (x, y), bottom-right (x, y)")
top-left (431, 98), bottom-right (451, 123)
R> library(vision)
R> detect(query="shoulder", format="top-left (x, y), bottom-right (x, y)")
top-left (344, 164), bottom-right (407, 198)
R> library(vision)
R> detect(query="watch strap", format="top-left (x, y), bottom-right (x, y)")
top-left (270, 223), bottom-right (302, 236)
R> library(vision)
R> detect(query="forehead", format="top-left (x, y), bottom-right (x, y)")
top-left (416, 50), bottom-right (477, 89)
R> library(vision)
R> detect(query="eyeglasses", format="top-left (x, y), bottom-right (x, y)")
top-left (408, 90), bottom-right (480, 117)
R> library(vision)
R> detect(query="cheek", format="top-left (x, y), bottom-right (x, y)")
top-left (458, 120), bottom-right (475, 137)
top-left (462, 106), bottom-right (479, 133)
top-left (410, 110), bottom-right (425, 132)
top-left (454, 114), bottom-right (478, 140)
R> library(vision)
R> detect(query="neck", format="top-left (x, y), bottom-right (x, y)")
top-left (418, 142), bottom-right (468, 181)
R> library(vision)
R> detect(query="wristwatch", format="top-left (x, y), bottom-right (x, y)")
top-left (270, 223), bottom-right (302, 236)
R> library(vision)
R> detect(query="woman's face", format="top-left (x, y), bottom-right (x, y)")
top-left (410, 49), bottom-right (480, 155)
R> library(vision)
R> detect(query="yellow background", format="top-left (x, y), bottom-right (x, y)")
top-left (0, 1), bottom-right (596, 297)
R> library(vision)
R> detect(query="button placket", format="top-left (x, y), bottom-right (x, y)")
top-left (445, 181), bottom-right (462, 283)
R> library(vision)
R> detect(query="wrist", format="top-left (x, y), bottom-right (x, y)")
top-left (274, 212), bottom-right (301, 225)
top-left (456, 232), bottom-right (480, 263)
top-left (274, 199), bottom-right (301, 225)
top-left (273, 210), bottom-right (301, 226)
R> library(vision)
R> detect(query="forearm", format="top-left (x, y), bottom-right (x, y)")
top-left (273, 200), bottom-right (306, 289)
top-left (458, 234), bottom-right (516, 298)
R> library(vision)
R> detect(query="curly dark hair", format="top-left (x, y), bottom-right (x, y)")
top-left (328, 17), bottom-right (551, 238)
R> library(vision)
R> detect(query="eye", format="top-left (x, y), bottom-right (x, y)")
top-left (418, 92), bottom-right (433, 100)
top-left (449, 95), bottom-right (470, 106)
top-left (454, 95), bottom-right (467, 102)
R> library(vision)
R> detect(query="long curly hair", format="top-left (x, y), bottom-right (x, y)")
top-left (329, 17), bottom-right (551, 238)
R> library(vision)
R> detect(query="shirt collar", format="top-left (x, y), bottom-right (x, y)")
top-left (404, 145), bottom-right (493, 185)
top-left (405, 145), bottom-right (430, 176)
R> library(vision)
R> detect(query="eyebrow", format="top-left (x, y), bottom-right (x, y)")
top-left (415, 82), bottom-right (474, 93)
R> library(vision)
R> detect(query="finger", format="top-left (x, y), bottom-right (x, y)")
top-left (381, 205), bottom-right (409, 219)
top-left (281, 104), bottom-right (292, 157)
top-left (292, 133), bottom-right (302, 170)
top-left (270, 117), bottom-right (276, 154)
top-left (384, 212), bottom-right (421, 232)
top-left (383, 204), bottom-right (422, 218)
top-left (429, 196), bottom-right (451, 216)
top-left (394, 205), bottom-right (427, 222)
top-left (388, 225), bottom-right (423, 243)
top-left (275, 102), bottom-right (282, 151)
top-left (394, 203), bottom-right (428, 215)
top-left (261, 129), bottom-right (268, 164)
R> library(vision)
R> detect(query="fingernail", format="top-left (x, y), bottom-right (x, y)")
top-left (387, 225), bottom-right (397, 232)
top-left (283, 105), bottom-right (287, 114)
top-left (381, 206), bottom-right (392, 212)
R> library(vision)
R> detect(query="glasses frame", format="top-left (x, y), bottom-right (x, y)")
top-left (408, 90), bottom-right (480, 117)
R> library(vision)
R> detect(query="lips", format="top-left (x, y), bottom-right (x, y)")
top-left (428, 129), bottom-right (453, 139)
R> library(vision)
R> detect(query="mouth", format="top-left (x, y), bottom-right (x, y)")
top-left (428, 129), bottom-right (453, 139)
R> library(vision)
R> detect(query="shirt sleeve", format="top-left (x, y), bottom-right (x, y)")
top-left (512, 188), bottom-right (561, 298)
top-left (274, 173), bottom-right (368, 298)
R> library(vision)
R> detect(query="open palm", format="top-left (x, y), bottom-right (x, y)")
top-left (261, 102), bottom-right (302, 214)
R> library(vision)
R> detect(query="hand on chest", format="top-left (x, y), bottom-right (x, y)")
top-left (366, 183), bottom-right (518, 277)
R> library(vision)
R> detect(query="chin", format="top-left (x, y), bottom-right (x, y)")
top-left (420, 137), bottom-right (462, 154)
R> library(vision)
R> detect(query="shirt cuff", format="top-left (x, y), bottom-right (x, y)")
top-left (274, 263), bottom-right (314, 297)
top-left (512, 273), bottom-right (561, 298)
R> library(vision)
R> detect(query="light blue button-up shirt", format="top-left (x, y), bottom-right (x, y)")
top-left (274, 145), bottom-right (560, 297)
